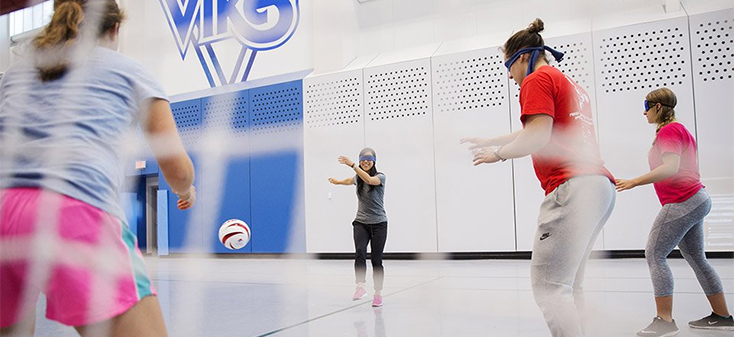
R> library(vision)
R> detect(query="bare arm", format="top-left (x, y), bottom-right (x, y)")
top-left (336, 156), bottom-right (381, 185)
top-left (328, 177), bottom-right (355, 185)
top-left (472, 114), bottom-right (553, 165)
top-left (615, 153), bottom-right (681, 191)
top-left (142, 99), bottom-right (196, 209)
top-left (354, 165), bottom-right (381, 185)
top-left (460, 130), bottom-right (521, 150)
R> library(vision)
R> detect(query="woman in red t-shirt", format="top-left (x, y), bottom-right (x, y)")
top-left (616, 88), bottom-right (732, 336)
top-left (462, 18), bottom-right (615, 337)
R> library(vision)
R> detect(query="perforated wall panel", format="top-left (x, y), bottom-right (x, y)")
top-left (250, 85), bottom-right (302, 135)
top-left (366, 64), bottom-right (431, 122)
top-left (689, 8), bottom-right (734, 251)
top-left (594, 16), bottom-right (696, 250)
top-left (431, 48), bottom-right (515, 252)
top-left (364, 59), bottom-right (438, 252)
top-left (598, 27), bottom-right (689, 93)
top-left (550, 34), bottom-right (598, 119)
top-left (692, 13), bottom-right (733, 83)
top-left (555, 40), bottom-right (594, 84)
top-left (303, 70), bottom-right (366, 252)
top-left (171, 99), bottom-right (202, 148)
top-left (305, 76), bottom-right (363, 129)
top-left (202, 91), bottom-right (249, 136)
top-left (433, 53), bottom-right (507, 113)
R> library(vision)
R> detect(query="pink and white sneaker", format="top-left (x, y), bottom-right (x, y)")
top-left (352, 286), bottom-right (367, 300)
top-left (371, 294), bottom-right (383, 307)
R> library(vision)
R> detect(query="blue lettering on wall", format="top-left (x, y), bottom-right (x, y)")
top-left (159, 0), bottom-right (300, 87)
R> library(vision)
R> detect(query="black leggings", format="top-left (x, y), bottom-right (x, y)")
top-left (353, 221), bottom-right (387, 291)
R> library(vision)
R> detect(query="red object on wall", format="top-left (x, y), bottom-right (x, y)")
top-left (1, 0), bottom-right (47, 16)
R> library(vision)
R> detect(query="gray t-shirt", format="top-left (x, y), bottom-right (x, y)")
top-left (353, 173), bottom-right (387, 224)
top-left (0, 46), bottom-right (167, 220)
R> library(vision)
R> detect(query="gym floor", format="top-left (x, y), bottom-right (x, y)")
top-left (34, 257), bottom-right (734, 337)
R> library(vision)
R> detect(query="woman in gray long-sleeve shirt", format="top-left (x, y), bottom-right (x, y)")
top-left (328, 147), bottom-right (387, 307)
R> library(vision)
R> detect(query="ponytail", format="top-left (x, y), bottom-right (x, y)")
top-left (32, 0), bottom-right (125, 82)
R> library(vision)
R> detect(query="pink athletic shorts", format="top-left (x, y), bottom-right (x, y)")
top-left (0, 188), bottom-right (156, 327)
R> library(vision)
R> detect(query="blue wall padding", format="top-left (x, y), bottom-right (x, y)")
top-left (126, 81), bottom-right (305, 254)
top-left (209, 155), bottom-right (252, 253)
top-left (157, 190), bottom-right (169, 256)
top-left (250, 151), bottom-right (303, 253)
top-left (122, 192), bottom-right (138, 236)
top-left (161, 152), bottom-right (204, 253)
top-left (248, 81), bottom-right (304, 253)
top-left (163, 98), bottom-right (204, 253)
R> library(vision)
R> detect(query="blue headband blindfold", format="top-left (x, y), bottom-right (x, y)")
top-left (504, 46), bottom-right (565, 76)
top-left (644, 100), bottom-right (673, 111)
top-left (359, 155), bottom-right (376, 162)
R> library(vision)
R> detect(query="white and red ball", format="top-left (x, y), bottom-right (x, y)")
top-left (218, 219), bottom-right (250, 250)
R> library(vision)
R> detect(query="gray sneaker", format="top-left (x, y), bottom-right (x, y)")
top-left (637, 317), bottom-right (679, 337)
top-left (688, 312), bottom-right (734, 330)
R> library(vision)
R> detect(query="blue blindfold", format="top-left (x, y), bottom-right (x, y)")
top-left (504, 46), bottom-right (565, 76)
top-left (359, 155), bottom-right (376, 162)
top-left (644, 100), bottom-right (674, 110)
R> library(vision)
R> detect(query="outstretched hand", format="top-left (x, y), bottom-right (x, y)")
top-left (460, 137), bottom-right (494, 150)
top-left (615, 179), bottom-right (637, 192)
top-left (176, 185), bottom-right (196, 210)
top-left (328, 177), bottom-right (339, 185)
top-left (472, 147), bottom-right (501, 166)
top-left (338, 156), bottom-right (355, 168)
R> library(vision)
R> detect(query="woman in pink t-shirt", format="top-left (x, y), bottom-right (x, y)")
top-left (616, 88), bottom-right (732, 336)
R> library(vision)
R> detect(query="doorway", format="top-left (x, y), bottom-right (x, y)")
top-left (145, 176), bottom-right (159, 255)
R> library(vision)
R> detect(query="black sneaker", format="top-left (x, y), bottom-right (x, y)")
top-left (637, 317), bottom-right (679, 337)
top-left (688, 312), bottom-right (734, 330)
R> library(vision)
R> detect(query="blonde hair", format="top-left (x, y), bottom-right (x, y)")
top-left (33, 0), bottom-right (125, 82)
top-left (646, 87), bottom-right (678, 139)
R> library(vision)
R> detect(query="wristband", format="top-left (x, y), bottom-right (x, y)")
top-left (178, 191), bottom-right (191, 201)
top-left (493, 146), bottom-right (507, 162)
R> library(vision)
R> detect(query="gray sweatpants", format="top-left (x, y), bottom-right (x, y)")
top-left (646, 188), bottom-right (723, 297)
top-left (531, 175), bottom-right (616, 337)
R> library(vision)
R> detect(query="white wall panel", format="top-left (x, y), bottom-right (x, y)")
top-left (364, 59), bottom-right (438, 252)
top-left (431, 47), bottom-right (515, 252)
top-left (688, 8), bottom-right (734, 251)
top-left (593, 16), bottom-right (696, 250)
top-left (510, 32), bottom-right (604, 251)
top-left (303, 70), bottom-right (366, 252)
top-left (508, 79), bottom-right (541, 252)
